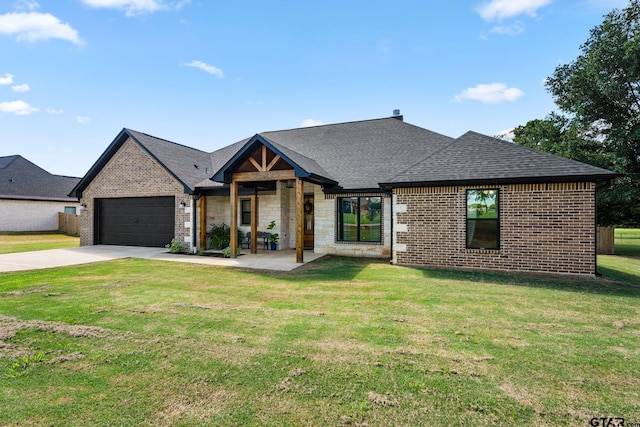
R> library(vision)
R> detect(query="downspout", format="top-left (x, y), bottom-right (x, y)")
top-left (191, 194), bottom-right (200, 254)
top-left (594, 184), bottom-right (598, 276)
top-left (390, 193), bottom-right (394, 264)
top-left (382, 186), bottom-right (393, 264)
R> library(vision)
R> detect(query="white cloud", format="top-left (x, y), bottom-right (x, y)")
top-left (489, 22), bottom-right (525, 35)
top-left (477, 0), bottom-right (553, 21)
top-left (301, 119), bottom-right (324, 127)
top-left (81, 0), bottom-right (190, 16)
top-left (496, 128), bottom-right (515, 140)
top-left (12, 83), bottom-right (29, 92)
top-left (184, 60), bottom-right (224, 78)
top-left (0, 100), bottom-right (37, 115)
top-left (76, 116), bottom-right (91, 123)
top-left (453, 83), bottom-right (524, 103)
top-left (0, 11), bottom-right (83, 45)
top-left (14, 0), bottom-right (40, 11)
top-left (0, 73), bottom-right (14, 85)
top-left (45, 107), bottom-right (63, 114)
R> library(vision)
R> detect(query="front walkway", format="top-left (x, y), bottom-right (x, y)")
top-left (0, 246), bottom-right (325, 273)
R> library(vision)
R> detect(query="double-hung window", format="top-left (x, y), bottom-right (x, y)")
top-left (466, 189), bottom-right (499, 249)
top-left (337, 196), bottom-right (382, 242)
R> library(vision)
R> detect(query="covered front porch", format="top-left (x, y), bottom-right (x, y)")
top-left (196, 135), bottom-right (337, 264)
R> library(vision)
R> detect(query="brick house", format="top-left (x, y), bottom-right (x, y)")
top-left (0, 155), bottom-right (80, 232)
top-left (70, 114), bottom-right (616, 275)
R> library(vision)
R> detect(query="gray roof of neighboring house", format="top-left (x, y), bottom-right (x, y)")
top-left (381, 131), bottom-right (618, 186)
top-left (0, 155), bottom-right (80, 202)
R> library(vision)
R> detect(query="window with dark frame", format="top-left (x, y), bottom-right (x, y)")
top-left (64, 206), bottom-right (76, 215)
top-left (337, 196), bottom-right (382, 242)
top-left (240, 199), bottom-right (251, 225)
top-left (466, 189), bottom-right (499, 249)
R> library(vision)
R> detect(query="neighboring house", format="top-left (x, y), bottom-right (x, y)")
top-left (0, 155), bottom-right (80, 232)
top-left (70, 114), bottom-right (617, 275)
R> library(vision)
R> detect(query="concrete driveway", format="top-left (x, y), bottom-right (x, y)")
top-left (0, 245), bottom-right (324, 272)
top-left (0, 246), bottom-right (167, 273)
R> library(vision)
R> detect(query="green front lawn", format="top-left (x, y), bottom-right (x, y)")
top-left (1, 238), bottom-right (638, 426)
top-left (0, 233), bottom-right (79, 254)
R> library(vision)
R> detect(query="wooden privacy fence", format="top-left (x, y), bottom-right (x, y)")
top-left (597, 227), bottom-right (614, 255)
top-left (58, 212), bottom-right (79, 236)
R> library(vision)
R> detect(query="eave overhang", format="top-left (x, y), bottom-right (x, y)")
top-left (378, 173), bottom-right (621, 190)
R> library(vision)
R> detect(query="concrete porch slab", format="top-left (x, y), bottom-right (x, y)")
top-left (0, 246), bottom-right (325, 273)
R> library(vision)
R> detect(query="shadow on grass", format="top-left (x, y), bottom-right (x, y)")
top-left (431, 266), bottom-right (640, 298)
top-left (275, 255), bottom-right (640, 299)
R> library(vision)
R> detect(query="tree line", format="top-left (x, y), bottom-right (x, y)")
top-left (513, 0), bottom-right (640, 226)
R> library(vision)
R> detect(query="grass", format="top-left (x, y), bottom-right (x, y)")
top-left (0, 232), bottom-right (638, 425)
top-left (0, 232), bottom-right (79, 254)
top-left (598, 228), bottom-right (640, 283)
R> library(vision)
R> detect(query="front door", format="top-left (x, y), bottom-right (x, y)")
top-left (303, 194), bottom-right (314, 249)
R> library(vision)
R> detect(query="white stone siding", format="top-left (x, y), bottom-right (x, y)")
top-left (0, 199), bottom-right (80, 232)
top-left (313, 187), bottom-right (392, 258)
top-left (203, 182), bottom-right (392, 257)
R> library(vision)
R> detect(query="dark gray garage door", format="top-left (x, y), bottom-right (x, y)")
top-left (95, 197), bottom-right (175, 247)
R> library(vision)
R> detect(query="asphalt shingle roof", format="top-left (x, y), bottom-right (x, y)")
top-left (383, 131), bottom-right (618, 186)
top-left (74, 117), bottom-right (618, 196)
top-left (253, 117), bottom-right (455, 189)
top-left (126, 129), bottom-right (214, 191)
top-left (0, 155), bottom-right (80, 202)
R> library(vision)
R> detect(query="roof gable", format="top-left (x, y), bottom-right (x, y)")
top-left (211, 134), bottom-right (338, 186)
top-left (71, 128), bottom-right (213, 197)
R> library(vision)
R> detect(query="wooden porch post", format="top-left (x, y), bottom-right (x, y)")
top-left (250, 192), bottom-right (258, 254)
top-left (296, 178), bottom-right (304, 263)
top-left (199, 196), bottom-right (207, 250)
top-left (230, 180), bottom-right (238, 258)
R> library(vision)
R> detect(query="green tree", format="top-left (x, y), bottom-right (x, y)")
top-left (513, 113), bottom-right (615, 169)
top-left (515, 1), bottom-right (640, 226)
top-left (546, 0), bottom-right (640, 177)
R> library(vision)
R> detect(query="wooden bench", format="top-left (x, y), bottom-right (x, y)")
top-left (241, 231), bottom-right (270, 250)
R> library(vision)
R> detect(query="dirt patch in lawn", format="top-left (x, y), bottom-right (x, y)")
top-left (0, 314), bottom-right (117, 358)
top-left (0, 287), bottom-right (51, 297)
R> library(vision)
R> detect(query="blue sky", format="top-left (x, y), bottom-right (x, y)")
top-left (0, 0), bottom-right (630, 177)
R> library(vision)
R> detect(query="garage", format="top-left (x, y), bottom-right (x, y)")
top-left (95, 196), bottom-right (175, 247)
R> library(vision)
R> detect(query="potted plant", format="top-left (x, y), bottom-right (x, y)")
top-left (267, 220), bottom-right (279, 250)
top-left (207, 223), bottom-right (244, 250)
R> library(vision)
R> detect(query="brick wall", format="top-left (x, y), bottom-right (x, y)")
top-left (78, 137), bottom-right (190, 246)
top-left (393, 183), bottom-right (596, 275)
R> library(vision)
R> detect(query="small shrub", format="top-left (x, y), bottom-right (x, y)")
top-left (221, 246), bottom-right (241, 258)
top-left (207, 223), bottom-right (244, 250)
top-left (165, 238), bottom-right (184, 254)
